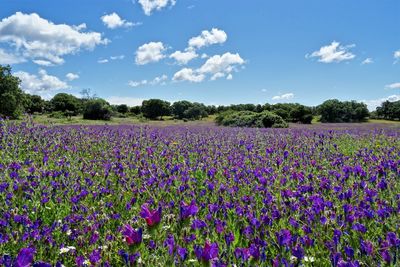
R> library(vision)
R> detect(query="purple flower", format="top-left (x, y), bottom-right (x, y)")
top-left (140, 204), bottom-right (162, 227)
top-left (164, 234), bottom-right (175, 255)
top-left (89, 249), bottom-right (101, 264)
top-left (121, 224), bottom-right (142, 246)
top-left (15, 248), bottom-right (35, 267)
top-left (177, 247), bottom-right (188, 261)
top-left (194, 241), bottom-right (219, 262)
top-left (276, 229), bottom-right (292, 246)
top-left (180, 200), bottom-right (199, 220)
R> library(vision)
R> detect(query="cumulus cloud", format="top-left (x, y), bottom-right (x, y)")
top-left (0, 48), bottom-right (25, 64)
top-left (188, 28), bottom-right (227, 50)
top-left (15, 69), bottom-right (69, 94)
top-left (394, 50), bottom-right (400, 59)
top-left (172, 68), bottom-right (205, 83)
top-left (361, 95), bottom-right (400, 111)
top-left (361, 58), bottom-right (373, 65)
top-left (169, 50), bottom-right (198, 65)
top-left (198, 52), bottom-right (245, 75)
top-left (272, 93), bottom-right (295, 101)
top-left (307, 41), bottom-right (355, 63)
top-left (101, 13), bottom-right (136, 29)
top-left (135, 42), bottom-right (166, 65)
top-left (128, 74), bottom-right (168, 87)
top-left (138, 0), bottom-right (176, 16)
top-left (0, 12), bottom-right (108, 65)
top-left (385, 82), bottom-right (400, 89)
top-left (210, 72), bottom-right (225, 81)
top-left (66, 73), bottom-right (79, 81)
top-left (107, 96), bottom-right (145, 106)
top-left (98, 59), bottom-right (109, 64)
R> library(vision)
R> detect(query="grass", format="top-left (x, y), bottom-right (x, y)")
top-left (22, 114), bottom-right (217, 126)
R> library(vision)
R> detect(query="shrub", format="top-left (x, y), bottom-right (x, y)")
top-left (216, 110), bottom-right (288, 128)
top-left (83, 99), bottom-right (112, 120)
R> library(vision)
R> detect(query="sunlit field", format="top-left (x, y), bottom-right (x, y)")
top-left (0, 120), bottom-right (399, 266)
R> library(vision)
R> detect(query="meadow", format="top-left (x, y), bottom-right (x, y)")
top-left (0, 119), bottom-right (399, 266)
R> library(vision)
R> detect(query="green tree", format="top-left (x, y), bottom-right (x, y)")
top-left (141, 99), bottom-right (171, 119)
top-left (172, 100), bottom-right (193, 119)
top-left (83, 98), bottom-right (112, 120)
top-left (116, 104), bottom-right (129, 114)
top-left (24, 94), bottom-right (45, 114)
top-left (0, 65), bottom-right (25, 118)
top-left (50, 93), bottom-right (81, 115)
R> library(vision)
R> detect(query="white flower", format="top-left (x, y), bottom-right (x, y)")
top-left (83, 260), bottom-right (90, 266)
top-left (143, 234), bottom-right (151, 239)
top-left (162, 225), bottom-right (171, 230)
top-left (59, 246), bottom-right (76, 254)
top-left (66, 230), bottom-right (72, 236)
top-left (188, 259), bottom-right (197, 263)
top-left (138, 257), bottom-right (143, 264)
top-left (304, 256), bottom-right (315, 262)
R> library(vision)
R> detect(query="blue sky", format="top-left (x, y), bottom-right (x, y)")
top-left (1, 0), bottom-right (400, 109)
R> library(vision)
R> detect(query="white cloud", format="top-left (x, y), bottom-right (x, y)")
top-left (188, 28), bottom-right (227, 50)
top-left (138, 0), bottom-right (176, 16)
top-left (66, 73), bottom-right (79, 81)
top-left (169, 50), bottom-right (198, 65)
top-left (201, 53), bottom-right (208, 59)
top-left (272, 93), bottom-right (294, 101)
top-left (226, 74), bottom-right (233, 80)
top-left (15, 69), bottom-right (69, 94)
top-left (107, 96), bottom-right (144, 106)
top-left (172, 68), bottom-right (205, 83)
top-left (199, 52), bottom-right (245, 75)
top-left (32, 60), bottom-right (54, 66)
top-left (110, 55), bottom-right (125, 60)
top-left (135, 42), bottom-right (166, 65)
top-left (210, 72), bottom-right (225, 81)
top-left (361, 95), bottom-right (400, 111)
top-left (361, 58), bottom-right (373, 65)
top-left (0, 48), bottom-right (25, 64)
top-left (128, 80), bottom-right (147, 87)
top-left (0, 12), bottom-right (108, 65)
top-left (385, 82), bottom-right (400, 89)
top-left (98, 59), bottom-right (109, 64)
top-left (101, 13), bottom-right (135, 29)
top-left (307, 41), bottom-right (355, 63)
top-left (261, 88), bottom-right (268, 92)
top-left (128, 74), bottom-right (167, 87)
top-left (394, 50), bottom-right (400, 59)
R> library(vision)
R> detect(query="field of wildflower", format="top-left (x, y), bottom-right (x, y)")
top-left (0, 120), bottom-right (399, 266)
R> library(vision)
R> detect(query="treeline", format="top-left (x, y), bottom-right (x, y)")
top-left (371, 100), bottom-right (400, 120)
top-left (3, 64), bottom-right (399, 127)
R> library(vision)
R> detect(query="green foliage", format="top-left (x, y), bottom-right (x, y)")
top-left (172, 100), bottom-right (193, 119)
top-left (116, 104), bottom-right (129, 114)
top-left (49, 93), bottom-right (82, 115)
top-left (83, 98), bottom-right (112, 120)
top-left (172, 101), bottom-right (208, 120)
top-left (318, 99), bottom-right (369, 122)
top-left (376, 100), bottom-right (400, 120)
top-left (130, 106), bottom-right (141, 115)
top-left (141, 99), bottom-right (171, 120)
top-left (0, 65), bottom-right (25, 118)
top-left (216, 110), bottom-right (288, 128)
top-left (23, 94), bottom-right (45, 114)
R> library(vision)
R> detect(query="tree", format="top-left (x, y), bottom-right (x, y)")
top-left (376, 100), bottom-right (400, 120)
top-left (141, 99), bottom-right (171, 119)
top-left (23, 94), bottom-right (45, 114)
top-left (83, 98), bottom-right (112, 120)
top-left (0, 65), bottom-right (25, 118)
top-left (50, 93), bottom-right (81, 115)
top-left (318, 99), bottom-right (369, 122)
top-left (116, 104), bottom-right (129, 114)
top-left (172, 100), bottom-right (193, 119)
top-left (183, 104), bottom-right (208, 120)
top-left (130, 106), bottom-right (141, 115)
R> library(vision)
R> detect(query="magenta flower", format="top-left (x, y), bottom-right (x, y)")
top-left (121, 224), bottom-right (142, 246)
top-left (140, 204), bottom-right (162, 227)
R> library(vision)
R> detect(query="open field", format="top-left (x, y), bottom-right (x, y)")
top-left (0, 120), bottom-right (399, 266)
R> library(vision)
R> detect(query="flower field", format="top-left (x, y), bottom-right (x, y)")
top-left (0, 120), bottom-right (399, 266)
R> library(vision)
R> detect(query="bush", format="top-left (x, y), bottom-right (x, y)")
top-left (216, 110), bottom-right (288, 128)
top-left (83, 99), bottom-right (112, 120)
